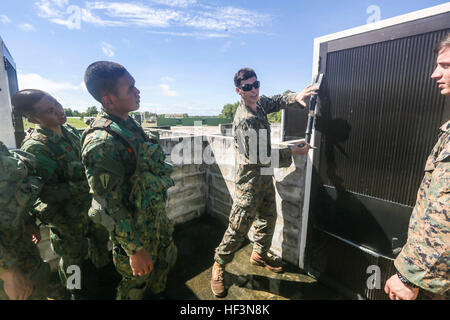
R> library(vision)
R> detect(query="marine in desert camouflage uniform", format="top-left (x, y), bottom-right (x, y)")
top-left (385, 33), bottom-right (450, 300)
top-left (211, 68), bottom-right (318, 297)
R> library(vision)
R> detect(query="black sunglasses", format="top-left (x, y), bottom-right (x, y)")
top-left (239, 81), bottom-right (260, 92)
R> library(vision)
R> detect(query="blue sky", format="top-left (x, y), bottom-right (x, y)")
top-left (0, 0), bottom-right (447, 115)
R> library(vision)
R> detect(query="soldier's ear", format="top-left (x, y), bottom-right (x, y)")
top-left (27, 116), bottom-right (41, 125)
top-left (101, 94), bottom-right (114, 109)
top-left (235, 87), bottom-right (241, 95)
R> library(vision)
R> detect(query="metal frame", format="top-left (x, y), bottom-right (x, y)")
top-left (0, 36), bottom-right (17, 148)
top-left (288, 4), bottom-right (450, 298)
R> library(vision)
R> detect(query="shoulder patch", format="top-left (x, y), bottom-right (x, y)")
top-left (99, 173), bottom-right (110, 189)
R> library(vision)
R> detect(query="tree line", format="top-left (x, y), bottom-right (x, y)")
top-left (64, 107), bottom-right (156, 120)
top-left (64, 106), bottom-right (99, 118)
top-left (218, 90), bottom-right (295, 123)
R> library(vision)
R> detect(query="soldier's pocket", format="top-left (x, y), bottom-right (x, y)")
top-left (112, 245), bottom-right (134, 278)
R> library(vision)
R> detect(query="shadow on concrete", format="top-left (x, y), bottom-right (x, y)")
top-left (229, 273), bottom-right (341, 300)
top-left (165, 214), bottom-right (227, 300)
top-left (165, 214), bottom-right (342, 300)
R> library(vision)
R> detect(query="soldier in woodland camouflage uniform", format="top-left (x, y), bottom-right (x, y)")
top-left (12, 90), bottom-right (113, 299)
top-left (384, 34), bottom-right (450, 300)
top-left (211, 68), bottom-right (318, 297)
top-left (81, 61), bottom-right (177, 300)
top-left (0, 140), bottom-right (52, 300)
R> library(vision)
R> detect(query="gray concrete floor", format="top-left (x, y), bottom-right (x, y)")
top-left (165, 215), bottom-right (343, 300)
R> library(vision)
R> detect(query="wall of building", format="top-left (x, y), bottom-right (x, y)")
top-left (0, 39), bottom-right (17, 148)
top-left (37, 128), bottom-right (307, 270)
top-left (202, 134), bottom-right (308, 266)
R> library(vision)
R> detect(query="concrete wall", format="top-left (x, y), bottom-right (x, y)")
top-left (204, 135), bottom-right (235, 223)
top-left (201, 133), bottom-right (307, 266)
top-left (271, 145), bottom-right (308, 264)
top-left (37, 131), bottom-right (307, 269)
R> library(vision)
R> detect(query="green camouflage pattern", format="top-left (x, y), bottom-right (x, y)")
top-left (394, 120), bottom-right (450, 296)
top-left (114, 240), bottom-right (177, 300)
top-left (215, 93), bottom-right (301, 265)
top-left (21, 125), bottom-right (111, 289)
top-left (0, 140), bottom-right (53, 300)
top-left (81, 111), bottom-right (177, 299)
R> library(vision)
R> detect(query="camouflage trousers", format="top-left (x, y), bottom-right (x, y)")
top-left (113, 239), bottom-right (177, 300)
top-left (215, 174), bottom-right (276, 265)
top-left (50, 220), bottom-right (111, 290)
top-left (0, 238), bottom-right (52, 300)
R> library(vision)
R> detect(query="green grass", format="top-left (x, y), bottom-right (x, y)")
top-left (23, 117), bottom-right (88, 130)
top-left (156, 116), bottom-right (231, 127)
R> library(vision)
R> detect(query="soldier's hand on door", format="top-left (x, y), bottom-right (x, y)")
top-left (295, 84), bottom-right (319, 107)
top-left (291, 141), bottom-right (310, 155)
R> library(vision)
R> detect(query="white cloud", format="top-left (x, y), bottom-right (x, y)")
top-left (185, 6), bottom-right (270, 32)
top-left (159, 83), bottom-right (179, 97)
top-left (101, 42), bottom-right (115, 57)
top-left (147, 30), bottom-right (229, 39)
top-left (17, 72), bottom-right (96, 110)
top-left (52, 0), bottom-right (69, 8)
top-left (160, 76), bottom-right (175, 83)
top-left (0, 15), bottom-right (11, 24)
top-left (35, 0), bottom-right (65, 18)
top-left (81, 8), bottom-right (126, 27)
top-left (34, 0), bottom-right (271, 36)
top-left (220, 40), bottom-right (232, 53)
top-left (151, 0), bottom-right (197, 8)
top-left (19, 24), bottom-right (36, 32)
top-left (86, 2), bottom-right (184, 28)
top-left (18, 72), bottom-right (84, 92)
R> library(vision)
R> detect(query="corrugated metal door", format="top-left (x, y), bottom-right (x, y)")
top-left (299, 14), bottom-right (449, 299)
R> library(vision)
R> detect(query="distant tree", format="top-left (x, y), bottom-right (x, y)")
top-left (219, 101), bottom-right (239, 120)
top-left (64, 108), bottom-right (73, 117)
top-left (267, 111), bottom-right (282, 123)
top-left (267, 90), bottom-right (296, 123)
top-left (84, 106), bottom-right (99, 117)
top-left (72, 110), bottom-right (81, 117)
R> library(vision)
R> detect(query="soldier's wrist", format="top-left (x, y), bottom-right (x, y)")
top-left (396, 269), bottom-right (418, 289)
top-left (124, 243), bottom-right (144, 257)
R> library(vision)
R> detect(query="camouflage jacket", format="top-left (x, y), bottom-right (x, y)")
top-left (81, 111), bottom-right (174, 258)
top-left (233, 93), bottom-right (303, 183)
top-left (0, 141), bottom-right (42, 274)
top-left (394, 120), bottom-right (450, 295)
top-left (20, 124), bottom-right (91, 224)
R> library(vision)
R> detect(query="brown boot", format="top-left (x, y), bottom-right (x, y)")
top-left (210, 262), bottom-right (226, 297)
top-left (250, 251), bottom-right (283, 273)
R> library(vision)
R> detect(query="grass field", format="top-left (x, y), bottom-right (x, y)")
top-left (23, 117), bottom-right (88, 130)
top-left (23, 116), bottom-right (228, 130)
top-left (156, 116), bottom-right (231, 126)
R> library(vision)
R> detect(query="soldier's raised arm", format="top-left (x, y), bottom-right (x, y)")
top-left (258, 85), bottom-right (319, 115)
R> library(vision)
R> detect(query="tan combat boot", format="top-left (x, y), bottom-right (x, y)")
top-left (210, 262), bottom-right (226, 297)
top-left (250, 251), bottom-right (283, 273)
